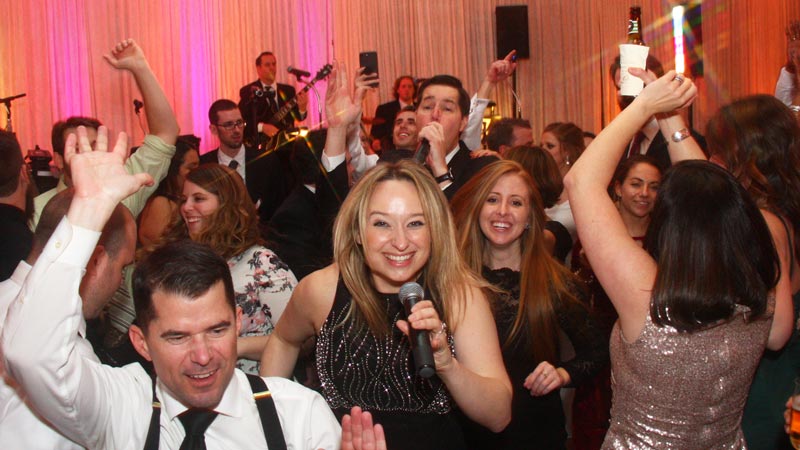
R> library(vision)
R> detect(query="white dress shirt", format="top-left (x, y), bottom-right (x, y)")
top-left (775, 66), bottom-right (796, 107)
top-left (215, 145), bottom-right (247, 182)
top-left (0, 261), bottom-right (92, 449)
top-left (2, 218), bottom-right (341, 450)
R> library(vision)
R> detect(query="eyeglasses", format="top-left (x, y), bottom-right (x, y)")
top-left (216, 120), bottom-right (246, 131)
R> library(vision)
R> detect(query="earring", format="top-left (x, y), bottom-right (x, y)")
top-left (525, 223), bottom-right (530, 230)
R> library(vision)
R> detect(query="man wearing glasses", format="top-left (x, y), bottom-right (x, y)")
top-left (201, 99), bottom-right (292, 223)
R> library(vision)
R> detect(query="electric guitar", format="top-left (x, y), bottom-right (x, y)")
top-left (261, 64), bottom-right (332, 153)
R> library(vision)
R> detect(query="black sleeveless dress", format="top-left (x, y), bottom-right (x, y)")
top-left (316, 278), bottom-right (466, 450)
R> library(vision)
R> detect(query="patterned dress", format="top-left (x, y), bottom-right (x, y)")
top-left (228, 244), bottom-right (297, 374)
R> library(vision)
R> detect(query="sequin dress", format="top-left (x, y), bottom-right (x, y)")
top-left (316, 278), bottom-right (466, 450)
top-left (603, 302), bottom-right (774, 449)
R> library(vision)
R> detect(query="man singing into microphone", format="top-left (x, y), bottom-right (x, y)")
top-left (239, 51), bottom-right (309, 150)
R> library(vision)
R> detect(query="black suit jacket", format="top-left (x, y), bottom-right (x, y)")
top-left (442, 142), bottom-right (499, 201)
top-left (372, 100), bottom-right (401, 141)
top-left (238, 81), bottom-right (303, 147)
top-left (265, 185), bottom-right (330, 281)
top-left (199, 146), bottom-right (295, 224)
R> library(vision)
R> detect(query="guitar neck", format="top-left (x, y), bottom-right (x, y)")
top-left (272, 83), bottom-right (314, 123)
top-left (271, 65), bottom-right (331, 124)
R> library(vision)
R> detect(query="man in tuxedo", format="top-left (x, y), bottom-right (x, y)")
top-left (239, 51), bottom-right (308, 150)
top-left (415, 75), bottom-right (498, 201)
top-left (200, 99), bottom-right (293, 224)
top-left (371, 75), bottom-right (416, 145)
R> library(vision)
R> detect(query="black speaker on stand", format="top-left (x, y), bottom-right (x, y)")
top-left (496, 5), bottom-right (530, 118)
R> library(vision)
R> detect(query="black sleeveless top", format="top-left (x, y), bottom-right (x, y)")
top-left (316, 278), bottom-right (466, 450)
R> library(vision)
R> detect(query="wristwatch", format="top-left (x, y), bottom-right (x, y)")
top-left (671, 128), bottom-right (691, 143)
top-left (435, 170), bottom-right (454, 183)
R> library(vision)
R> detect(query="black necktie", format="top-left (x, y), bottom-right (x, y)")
top-left (267, 89), bottom-right (278, 114)
top-left (228, 160), bottom-right (239, 170)
top-left (178, 409), bottom-right (218, 450)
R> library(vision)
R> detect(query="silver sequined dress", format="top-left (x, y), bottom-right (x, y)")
top-left (603, 302), bottom-right (773, 449)
top-left (316, 279), bottom-right (465, 450)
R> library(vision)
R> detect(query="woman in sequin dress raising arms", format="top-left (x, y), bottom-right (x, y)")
top-left (564, 69), bottom-right (792, 449)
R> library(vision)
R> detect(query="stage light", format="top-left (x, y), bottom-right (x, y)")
top-left (672, 5), bottom-right (686, 75)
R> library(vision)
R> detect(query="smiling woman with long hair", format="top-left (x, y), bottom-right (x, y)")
top-left (451, 160), bottom-right (606, 449)
top-left (259, 160), bottom-right (511, 450)
top-left (152, 163), bottom-right (297, 375)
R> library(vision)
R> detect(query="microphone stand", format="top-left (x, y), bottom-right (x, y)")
top-left (1, 93), bottom-right (26, 133)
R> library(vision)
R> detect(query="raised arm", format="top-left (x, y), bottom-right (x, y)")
top-left (103, 39), bottom-right (179, 145)
top-left (629, 68), bottom-right (705, 163)
top-left (564, 70), bottom-right (696, 340)
top-left (463, 51), bottom-right (518, 151)
top-left (321, 62), bottom-right (376, 173)
top-left (103, 39), bottom-right (178, 218)
top-left (2, 127), bottom-right (153, 447)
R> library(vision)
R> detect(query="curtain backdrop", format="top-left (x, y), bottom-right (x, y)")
top-left (1, 0), bottom-right (798, 155)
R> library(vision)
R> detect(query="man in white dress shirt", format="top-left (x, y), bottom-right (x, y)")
top-left (2, 127), bottom-right (385, 449)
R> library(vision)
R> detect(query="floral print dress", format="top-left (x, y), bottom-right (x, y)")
top-left (227, 244), bottom-right (297, 374)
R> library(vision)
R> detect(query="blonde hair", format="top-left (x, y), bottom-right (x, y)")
top-left (156, 163), bottom-right (262, 259)
top-left (333, 160), bottom-right (484, 335)
top-left (451, 160), bottom-right (581, 363)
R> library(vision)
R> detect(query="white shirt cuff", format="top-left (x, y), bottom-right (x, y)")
top-left (321, 152), bottom-right (346, 172)
top-left (44, 218), bottom-right (101, 269)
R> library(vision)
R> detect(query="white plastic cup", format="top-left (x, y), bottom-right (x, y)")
top-left (619, 44), bottom-right (650, 96)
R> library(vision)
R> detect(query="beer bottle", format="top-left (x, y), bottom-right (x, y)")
top-left (627, 6), bottom-right (645, 45)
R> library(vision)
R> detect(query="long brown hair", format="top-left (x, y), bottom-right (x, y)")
top-left (157, 163), bottom-right (262, 259)
top-left (706, 95), bottom-right (800, 258)
top-left (452, 160), bottom-right (581, 363)
top-left (333, 160), bottom-right (485, 335)
top-left (543, 122), bottom-right (585, 167)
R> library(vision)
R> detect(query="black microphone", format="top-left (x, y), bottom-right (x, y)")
top-left (133, 99), bottom-right (144, 114)
top-left (287, 66), bottom-right (311, 79)
top-left (413, 138), bottom-right (430, 164)
top-left (398, 282), bottom-right (436, 378)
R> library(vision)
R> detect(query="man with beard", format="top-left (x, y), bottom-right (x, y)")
top-left (201, 99), bottom-right (293, 223)
top-left (0, 131), bottom-right (35, 280)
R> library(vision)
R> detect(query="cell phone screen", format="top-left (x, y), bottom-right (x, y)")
top-left (359, 51), bottom-right (378, 75)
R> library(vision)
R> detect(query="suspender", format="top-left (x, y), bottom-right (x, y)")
top-left (143, 374), bottom-right (287, 450)
top-left (245, 373), bottom-right (288, 450)
top-left (143, 375), bottom-right (161, 450)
